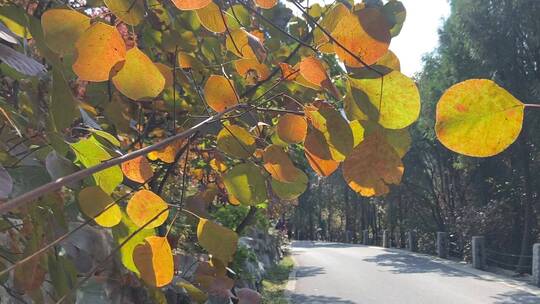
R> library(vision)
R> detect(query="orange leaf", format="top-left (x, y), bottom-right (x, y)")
top-left (204, 75), bottom-right (239, 112)
top-left (342, 132), bottom-right (404, 197)
top-left (147, 139), bottom-right (186, 163)
top-left (279, 63), bottom-right (299, 80)
top-left (304, 128), bottom-right (340, 177)
top-left (276, 114), bottom-right (307, 144)
top-left (127, 190), bottom-right (169, 229)
top-left (133, 236), bottom-right (174, 287)
top-left (332, 7), bottom-right (391, 67)
top-left (263, 145), bottom-right (301, 183)
top-left (234, 59), bottom-right (270, 85)
top-left (299, 56), bottom-right (340, 98)
top-left (121, 156), bottom-right (154, 184)
top-left (172, 0), bottom-right (212, 10)
top-left (255, 0), bottom-right (277, 9)
top-left (72, 22), bottom-right (126, 82)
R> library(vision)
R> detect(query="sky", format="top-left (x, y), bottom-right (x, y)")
top-left (391, 0), bottom-right (450, 76)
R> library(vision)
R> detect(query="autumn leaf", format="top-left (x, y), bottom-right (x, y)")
top-left (121, 156), bottom-right (154, 184)
top-left (41, 9), bottom-right (90, 56)
top-left (78, 186), bottom-right (121, 227)
top-left (299, 56), bottom-right (340, 98)
top-left (204, 75), bottom-right (239, 112)
top-left (127, 190), bottom-right (169, 229)
top-left (111, 47), bottom-right (165, 100)
top-left (332, 7), bottom-right (391, 67)
top-left (276, 114), bottom-right (307, 144)
top-left (197, 218), bottom-right (239, 263)
top-left (223, 163), bottom-right (267, 205)
top-left (196, 2), bottom-right (227, 33)
top-left (133, 236), bottom-right (174, 287)
top-left (435, 79), bottom-right (524, 157)
top-left (72, 22), bottom-right (126, 82)
top-left (217, 124), bottom-right (256, 159)
top-left (342, 132), bottom-right (404, 197)
top-left (347, 71), bottom-right (420, 129)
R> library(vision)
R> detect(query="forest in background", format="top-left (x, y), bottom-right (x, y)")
top-left (291, 0), bottom-right (540, 273)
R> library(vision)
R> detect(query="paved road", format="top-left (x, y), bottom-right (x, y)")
top-left (289, 241), bottom-right (540, 304)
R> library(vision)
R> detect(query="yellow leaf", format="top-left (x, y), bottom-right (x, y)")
top-left (196, 1), bottom-right (227, 33)
top-left (435, 79), bottom-right (524, 157)
top-left (347, 71), bottom-right (420, 129)
top-left (112, 47), bottom-right (165, 100)
top-left (204, 75), bottom-right (239, 112)
top-left (226, 28), bottom-right (265, 62)
top-left (133, 236), bottom-right (174, 287)
top-left (197, 218), bottom-right (238, 263)
top-left (127, 190), bottom-right (169, 229)
top-left (314, 3), bottom-right (349, 53)
top-left (217, 125), bottom-right (256, 159)
top-left (78, 186), bottom-right (122, 227)
top-left (73, 22), bottom-right (126, 82)
top-left (42, 9), bottom-right (91, 56)
top-left (0, 5), bottom-right (31, 39)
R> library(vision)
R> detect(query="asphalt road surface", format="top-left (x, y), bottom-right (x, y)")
top-left (289, 241), bottom-right (540, 304)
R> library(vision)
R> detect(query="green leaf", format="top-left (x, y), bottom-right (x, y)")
top-left (197, 218), bottom-right (239, 263)
top-left (112, 211), bottom-right (156, 275)
top-left (223, 163), bottom-right (267, 206)
top-left (270, 170), bottom-right (308, 200)
top-left (51, 68), bottom-right (79, 130)
top-left (71, 136), bottom-right (123, 194)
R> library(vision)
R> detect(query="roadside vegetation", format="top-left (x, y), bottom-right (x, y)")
top-left (261, 255), bottom-right (294, 304)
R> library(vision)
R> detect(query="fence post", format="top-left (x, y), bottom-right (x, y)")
top-left (533, 244), bottom-right (540, 287)
top-left (472, 236), bottom-right (486, 270)
top-left (407, 231), bottom-right (417, 252)
top-left (363, 230), bottom-right (370, 245)
top-left (383, 230), bottom-right (390, 248)
top-left (437, 232), bottom-right (448, 258)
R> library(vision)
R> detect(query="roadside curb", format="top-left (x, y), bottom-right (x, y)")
top-left (284, 250), bottom-right (297, 303)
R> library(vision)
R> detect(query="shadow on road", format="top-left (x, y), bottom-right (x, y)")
top-left (491, 290), bottom-right (540, 304)
top-left (295, 265), bottom-right (326, 278)
top-left (362, 250), bottom-right (474, 277)
top-left (291, 293), bottom-right (356, 304)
